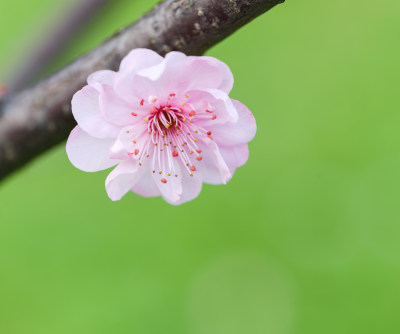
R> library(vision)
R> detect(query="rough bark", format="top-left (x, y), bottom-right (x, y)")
top-left (0, 0), bottom-right (284, 181)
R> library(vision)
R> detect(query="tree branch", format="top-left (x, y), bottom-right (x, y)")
top-left (0, 0), bottom-right (284, 181)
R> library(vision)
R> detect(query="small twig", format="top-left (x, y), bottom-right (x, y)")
top-left (0, 0), bottom-right (284, 181)
top-left (7, 0), bottom-right (111, 94)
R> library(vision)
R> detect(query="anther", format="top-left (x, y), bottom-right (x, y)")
top-left (190, 166), bottom-right (196, 172)
top-left (185, 94), bottom-right (189, 98)
top-left (134, 149), bottom-right (139, 155)
top-left (144, 117), bottom-right (149, 122)
top-left (161, 178), bottom-right (167, 184)
top-left (189, 110), bottom-right (196, 117)
top-left (131, 112), bottom-right (137, 116)
top-left (196, 156), bottom-right (203, 161)
top-left (211, 115), bottom-right (217, 120)
top-left (207, 131), bottom-right (212, 136)
top-left (196, 149), bottom-right (202, 154)
top-left (140, 99), bottom-right (145, 106)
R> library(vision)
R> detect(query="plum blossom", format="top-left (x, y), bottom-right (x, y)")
top-left (66, 49), bottom-right (256, 205)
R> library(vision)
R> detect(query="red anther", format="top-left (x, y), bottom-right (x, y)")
top-left (134, 149), bottom-right (140, 155)
top-left (211, 115), bottom-right (217, 120)
top-left (169, 93), bottom-right (176, 97)
top-left (140, 99), bottom-right (145, 106)
top-left (152, 98), bottom-right (157, 103)
top-left (128, 152), bottom-right (134, 156)
top-left (196, 149), bottom-right (202, 154)
top-left (205, 109), bottom-right (212, 113)
top-left (131, 112), bottom-right (137, 116)
top-left (132, 139), bottom-right (136, 144)
top-left (161, 178), bottom-right (167, 184)
top-left (207, 131), bottom-right (212, 136)
top-left (172, 150), bottom-right (179, 157)
top-left (150, 107), bottom-right (157, 113)
top-left (189, 110), bottom-right (196, 117)
top-left (208, 135), bottom-right (213, 140)
top-left (190, 166), bottom-right (196, 171)
top-left (196, 156), bottom-right (203, 161)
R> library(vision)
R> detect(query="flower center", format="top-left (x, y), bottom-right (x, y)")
top-left (131, 93), bottom-right (216, 183)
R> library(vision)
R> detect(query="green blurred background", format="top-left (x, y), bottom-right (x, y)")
top-left (1, 0), bottom-right (400, 333)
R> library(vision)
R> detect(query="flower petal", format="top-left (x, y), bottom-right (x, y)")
top-left (186, 89), bottom-right (238, 125)
top-left (197, 138), bottom-right (232, 185)
top-left (109, 125), bottom-right (148, 160)
top-left (71, 85), bottom-right (120, 138)
top-left (208, 99), bottom-right (256, 146)
top-left (100, 86), bottom-right (142, 127)
top-left (87, 70), bottom-right (116, 91)
top-left (105, 159), bottom-right (145, 201)
top-left (152, 157), bottom-right (183, 203)
top-left (191, 56), bottom-right (234, 93)
top-left (171, 169), bottom-right (203, 205)
top-left (66, 126), bottom-right (118, 172)
top-left (131, 169), bottom-right (161, 198)
top-left (119, 48), bottom-right (164, 73)
top-left (219, 144), bottom-right (249, 174)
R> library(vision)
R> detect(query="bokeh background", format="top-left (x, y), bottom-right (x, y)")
top-left (1, 0), bottom-right (400, 333)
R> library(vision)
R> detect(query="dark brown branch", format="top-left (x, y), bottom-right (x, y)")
top-left (0, 0), bottom-right (284, 181)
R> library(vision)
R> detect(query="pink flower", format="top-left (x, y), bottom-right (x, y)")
top-left (66, 49), bottom-right (256, 205)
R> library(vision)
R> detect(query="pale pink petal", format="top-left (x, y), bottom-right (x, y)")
top-left (71, 86), bottom-right (120, 138)
top-left (178, 57), bottom-right (223, 92)
top-left (119, 48), bottom-right (164, 73)
top-left (114, 73), bottom-right (159, 107)
top-left (131, 169), bottom-right (161, 198)
top-left (66, 126), bottom-right (118, 172)
top-left (171, 169), bottom-right (203, 205)
top-left (100, 86), bottom-right (143, 127)
top-left (191, 56), bottom-right (234, 93)
top-left (152, 158), bottom-right (183, 203)
top-left (114, 51), bottom-right (181, 104)
top-left (208, 99), bottom-right (256, 146)
top-left (197, 139), bottom-right (232, 185)
top-left (105, 160), bottom-right (145, 201)
top-left (87, 70), bottom-right (116, 91)
top-left (219, 144), bottom-right (249, 174)
top-left (109, 125), bottom-right (148, 160)
top-left (187, 89), bottom-right (238, 124)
